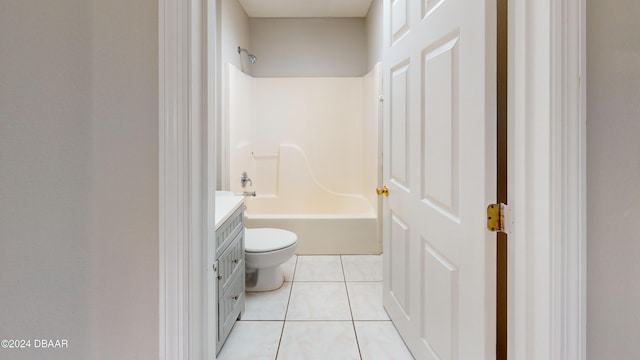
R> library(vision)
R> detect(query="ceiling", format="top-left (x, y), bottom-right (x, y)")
top-left (237, 0), bottom-right (374, 18)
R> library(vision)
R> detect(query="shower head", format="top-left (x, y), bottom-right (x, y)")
top-left (238, 46), bottom-right (257, 64)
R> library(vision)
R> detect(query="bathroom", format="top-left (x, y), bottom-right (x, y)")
top-left (213, 0), bottom-right (407, 358)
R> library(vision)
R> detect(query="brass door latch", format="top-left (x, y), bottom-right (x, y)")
top-left (376, 185), bottom-right (389, 197)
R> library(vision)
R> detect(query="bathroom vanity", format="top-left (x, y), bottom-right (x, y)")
top-left (214, 195), bottom-right (245, 354)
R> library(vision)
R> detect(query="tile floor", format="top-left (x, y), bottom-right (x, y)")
top-left (218, 255), bottom-right (415, 360)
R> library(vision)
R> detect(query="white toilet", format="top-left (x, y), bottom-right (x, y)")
top-left (244, 228), bottom-right (297, 292)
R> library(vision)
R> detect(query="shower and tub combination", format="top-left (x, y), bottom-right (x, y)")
top-left (227, 61), bottom-right (382, 255)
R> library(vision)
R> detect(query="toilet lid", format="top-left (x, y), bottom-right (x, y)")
top-left (245, 228), bottom-right (297, 253)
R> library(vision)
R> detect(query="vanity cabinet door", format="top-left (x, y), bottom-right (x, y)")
top-left (217, 267), bottom-right (245, 346)
top-left (215, 205), bottom-right (245, 354)
top-left (217, 231), bottom-right (245, 296)
top-left (215, 206), bottom-right (243, 253)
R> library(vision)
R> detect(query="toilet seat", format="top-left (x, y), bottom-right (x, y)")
top-left (245, 228), bottom-right (297, 253)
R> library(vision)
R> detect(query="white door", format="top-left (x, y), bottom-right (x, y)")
top-left (381, 1), bottom-right (497, 359)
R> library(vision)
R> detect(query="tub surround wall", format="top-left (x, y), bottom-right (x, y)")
top-left (252, 77), bottom-right (363, 195)
top-left (229, 65), bottom-right (373, 198)
top-left (228, 64), bottom-right (381, 254)
top-left (362, 63), bottom-right (382, 220)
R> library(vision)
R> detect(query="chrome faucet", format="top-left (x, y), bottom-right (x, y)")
top-left (240, 171), bottom-right (252, 188)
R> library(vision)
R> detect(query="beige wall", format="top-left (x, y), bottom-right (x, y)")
top-left (220, 0), bottom-right (252, 75)
top-left (365, 0), bottom-right (383, 72)
top-left (0, 2), bottom-right (92, 358)
top-left (587, 1), bottom-right (640, 359)
top-left (0, 0), bottom-right (158, 359)
top-left (88, 0), bottom-right (158, 358)
top-left (249, 17), bottom-right (367, 77)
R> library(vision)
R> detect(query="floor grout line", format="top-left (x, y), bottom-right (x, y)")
top-left (341, 255), bottom-right (364, 360)
top-left (274, 255), bottom-right (297, 360)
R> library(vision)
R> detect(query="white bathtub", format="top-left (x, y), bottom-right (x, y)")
top-left (244, 195), bottom-right (380, 255)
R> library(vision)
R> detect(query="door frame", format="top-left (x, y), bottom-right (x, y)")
top-left (158, 0), bottom-right (587, 358)
top-left (159, 0), bottom-right (217, 358)
top-left (509, 0), bottom-right (586, 358)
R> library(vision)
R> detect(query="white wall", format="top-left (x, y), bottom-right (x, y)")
top-left (365, 0), bottom-right (383, 72)
top-left (249, 18), bottom-right (367, 77)
top-left (587, 1), bottom-right (640, 358)
top-left (0, 0), bottom-right (158, 359)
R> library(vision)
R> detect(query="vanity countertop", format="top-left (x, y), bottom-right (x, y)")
top-left (214, 195), bottom-right (244, 229)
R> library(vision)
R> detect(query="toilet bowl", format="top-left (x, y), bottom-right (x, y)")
top-left (244, 228), bottom-right (297, 292)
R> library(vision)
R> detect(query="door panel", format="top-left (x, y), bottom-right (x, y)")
top-left (422, 35), bottom-right (460, 220)
top-left (421, 238), bottom-right (458, 359)
top-left (391, 0), bottom-right (410, 44)
top-left (390, 62), bottom-right (411, 190)
top-left (390, 212), bottom-right (410, 318)
top-left (382, 0), bottom-right (497, 359)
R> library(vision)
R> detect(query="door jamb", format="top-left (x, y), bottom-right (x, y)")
top-left (159, 0), bottom-right (217, 358)
top-left (509, 0), bottom-right (586, 359)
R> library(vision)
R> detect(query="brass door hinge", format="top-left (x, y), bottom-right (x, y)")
top-left (487, 203), bottom-right (512, 235)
